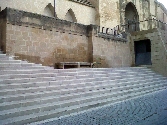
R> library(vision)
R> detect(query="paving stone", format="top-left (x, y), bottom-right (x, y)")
top-left (38, 90), bottom-right (167, 125)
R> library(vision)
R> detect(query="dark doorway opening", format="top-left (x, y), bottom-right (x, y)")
top-left (134, 39), bottom-right (151, 66)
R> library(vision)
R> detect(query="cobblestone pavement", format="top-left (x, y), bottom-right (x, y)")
top-left (40, 89), bottom-right (167, 125)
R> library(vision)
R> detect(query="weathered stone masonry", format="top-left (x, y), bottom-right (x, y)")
top-left (130, 26), bottom-right (167, 76)
top-left (0, 8), bottom-right (90, 66)
top-left (0, 8), bottom-right (132, 67)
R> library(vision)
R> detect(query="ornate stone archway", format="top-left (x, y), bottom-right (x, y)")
top-left (125, 2), bottom-right (139, 32)
top-left (120, 1), bottom-right (139, 32)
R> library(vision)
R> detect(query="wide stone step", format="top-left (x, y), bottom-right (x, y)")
top-left (0, 77), bottom-right (57, 84)
top-left (0, 73), bottom-right (58, 79)
top-left (1, 81), bottom-right (166, 112)
top-left (0, 63), bottom-right (43, 67)
top-left (106, 76), bottom-right (163, 83)
top-left (54, 67), bottom-right (151, 74)
top-left (0, 85), bottom-right (166, 125)
top-left (0, 85), bottom-right (162, 120)
top-left (0, 67), bottom-right (150, 76)
top-left (1, 79), bottom-right (166, 112)
top-left (0, 66), bottom-right (46, 70)
top-left (0, 61), bottom-right (43, 67)
top-left (0, 56), bottom-right (20, 60)
top-left (0, 75), bottom-right (101, 84)
top-left (0, 52), bottom-right (167, 125)
top-left (0, 73), bottom-right (165, 91)
top-left (0, 69), bottom-right (58, 75)
top-left (112, 70), bottom-right (156, 76)
top-left (0, 69), bottom-right (161, 83)
top-left (0, 60), bottom-right (22, 63)
top-left (114, 69), bottom-right (156, 74)
top-left (0, 69), bottom-right (108, 75)
top-left (0, 54), bottom-right (9, 57)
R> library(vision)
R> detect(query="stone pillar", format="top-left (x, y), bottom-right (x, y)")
top-left (120, 10), bottom-right (126, 32)
top-left (54, 0), bottom-right (56, 17)
top-left (87, 25), bottom-right (98, 63)
top-left (120, 1), bottom-right (127, 32)
top-left (0, 9), bottom-right (7, 52)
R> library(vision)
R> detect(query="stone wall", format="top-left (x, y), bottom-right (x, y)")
top-left (1, 0), bottom-right (167, 27)
top-left (0, 8), bottom-right (131, 68)
top-left (154, 29), bottom-right (167, 76)
top-left (88, 26), bottom-right (131, 68)
top-left (155, 0), bottom-right (167, 23)
top-left (56, 0), bottom-right (96, 25)
top-left (2, 8), bottom-right (91, 66)
top-left (6, 24), bottom-right (90, 66)
top-left (0, 0), bottom-right (96, 25)
top-left (98, 0), bottom-right (167, 29)
top-left (99, 0), bottom-right (120, 28)
top-left (120, 0), bottom-right (156, 30)
top-left (92, 36), bottom-right (132, 68)
top-left (131, 29), bottom-right (167, 76)
top-left (0, 0), bottom-right (53, 15)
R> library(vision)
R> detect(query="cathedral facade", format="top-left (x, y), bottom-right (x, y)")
top-left (0, 0), bottom-right (166, 27)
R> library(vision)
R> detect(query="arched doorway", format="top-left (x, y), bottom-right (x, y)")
top-left (125, 2), bottom-right (139, 32)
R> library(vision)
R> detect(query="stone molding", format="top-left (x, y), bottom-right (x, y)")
top-left (1, 7), bottom-right (88, 36)
top-left (0, 7), bottom-right (127, 42)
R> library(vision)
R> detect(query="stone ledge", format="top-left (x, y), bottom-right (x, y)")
top-left (97, 33), bottom-right (127, 42)
top-left (0, 7), bottom-right (88, 36)
top-left (68, 0), bottom-right (94, 8)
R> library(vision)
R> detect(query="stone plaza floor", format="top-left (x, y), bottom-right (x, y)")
top-left (38, 89), bottom-right (167, 125)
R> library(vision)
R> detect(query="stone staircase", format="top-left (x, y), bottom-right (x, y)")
top-left (0, 51), bottom-right (167, 125)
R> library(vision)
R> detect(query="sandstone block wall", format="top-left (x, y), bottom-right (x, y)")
top-left (92, 35), bottom-right (132, 68)
top-left (56, 0), bottom-right (96, 25)
top-left (2, 8), bottom-right (91, 66)
top-left (155, 29), bottom-right (167, 76)
top-left (99, 0), bottom-right (120, 28)
top-left (131, 29), bottom-right (167, 76)
top-left (6, 24), bottom-right (90, 66)
top-left (0, 8), bottom-right (132, 68)
top-left (87, 25), bottom-right (131, 68)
